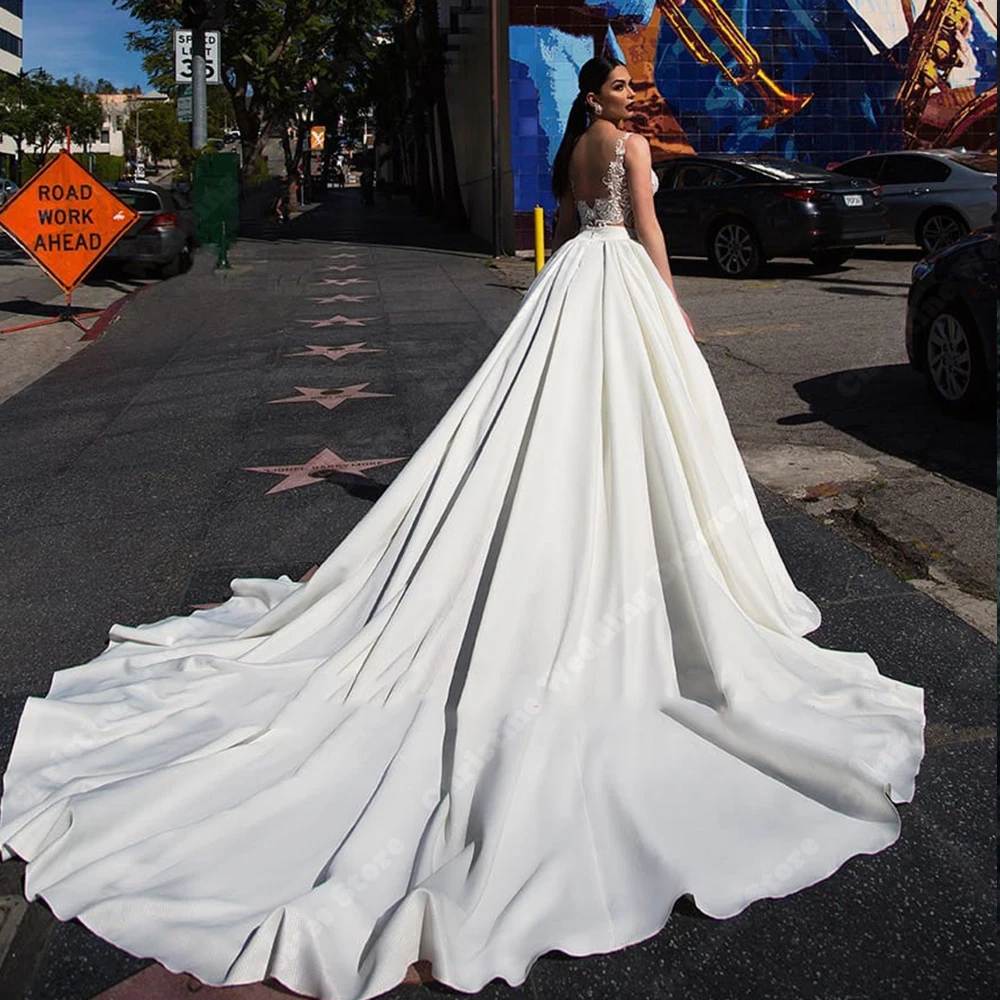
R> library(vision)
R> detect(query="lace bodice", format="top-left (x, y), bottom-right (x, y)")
top-left (572, 132), bottom-right (659, 232)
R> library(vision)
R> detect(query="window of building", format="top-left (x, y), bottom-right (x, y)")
top-left (0, 1), bottom-right (24, 19)
top-left (100, 129), bottom-right (110, 144)
top-left (0, 27), bottom-right (22, 57)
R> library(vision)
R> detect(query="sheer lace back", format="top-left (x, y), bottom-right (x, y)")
top-left (571, 132), bottom-right (659, 233)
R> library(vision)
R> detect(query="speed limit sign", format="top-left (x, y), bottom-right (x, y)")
top-left (173, 29), bottom-right (221, 85)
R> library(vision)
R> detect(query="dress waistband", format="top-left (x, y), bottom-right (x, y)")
top-left (574, 226), bottom-right (634, 243)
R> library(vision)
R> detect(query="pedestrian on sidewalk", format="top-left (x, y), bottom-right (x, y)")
top-left (0, 55), bottom-right (924, 1000)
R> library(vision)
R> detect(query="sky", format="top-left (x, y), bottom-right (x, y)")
top-left (23, 1), bottom-right (151, 90)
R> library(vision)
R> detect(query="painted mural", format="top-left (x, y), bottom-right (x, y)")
top-left (508, 0), bottom-right (998, 231)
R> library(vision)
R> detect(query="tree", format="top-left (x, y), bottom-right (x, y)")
top-left (123, 98), bottom-right (186, 167)
top-left (0, 70), bottom-right (104, 179)
top-left (115, 0), bottom-right (389, 184)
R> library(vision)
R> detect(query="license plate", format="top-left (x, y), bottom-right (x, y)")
top-left (843, 193), bottom-right (863, 207)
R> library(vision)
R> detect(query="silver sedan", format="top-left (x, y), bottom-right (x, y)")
top-left (833, 150), bottom-right (996, 253)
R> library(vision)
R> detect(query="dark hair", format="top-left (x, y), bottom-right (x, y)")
top-left (551, 56), bottom-right (624, 200)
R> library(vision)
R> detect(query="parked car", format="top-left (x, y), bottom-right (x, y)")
top-left (102, 182), bottom-right (197, 278)
top-left (653, 155), bottom-right (887, 278)
top-left (0, 178), bottom-right (18, 206)
top-left (905, 224), bottom-right (996, 414)
top-left (832, 150), bottom-right (997, 254)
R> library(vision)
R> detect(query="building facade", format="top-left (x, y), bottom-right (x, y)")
top-left (508, 0), bottom-right (997, 246)
top-left (0, 0), bottom-right (23, 175)
top-left (438, 1), bottom-right (996, 250)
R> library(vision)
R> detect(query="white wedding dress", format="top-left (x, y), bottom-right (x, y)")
top-left (0, 134), bottom-right (924, 1000)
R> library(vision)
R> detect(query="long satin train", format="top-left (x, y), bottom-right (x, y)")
top-left (0, 227), bottom-right (924, 1000)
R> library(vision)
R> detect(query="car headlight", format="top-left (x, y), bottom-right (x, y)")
top-left (911, 260), bottom-right (935, 283)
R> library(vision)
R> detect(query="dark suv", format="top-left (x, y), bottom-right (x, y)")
top-left (103, 182), bottom-right (197, 278)
top-left (905, 224), bottom-right (997, 415)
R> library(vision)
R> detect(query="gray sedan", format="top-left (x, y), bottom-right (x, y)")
top-left (833, 150), bottom-right (996, 253)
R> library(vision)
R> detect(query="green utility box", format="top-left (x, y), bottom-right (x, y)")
top-left (193, 152), bottom-right (239, 248)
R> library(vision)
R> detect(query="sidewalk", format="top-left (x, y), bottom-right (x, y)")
top-left (0, 189), bottom-right (993, 1000)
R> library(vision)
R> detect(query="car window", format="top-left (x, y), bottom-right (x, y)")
top-left (672, 164), bottom-right (717, 190)
top-left (113, 190), bottom-right (163, 212)
top-left (834, 156), bottom-right (885, 181)
top-left (655, 162), bottom-right (681, 189)
top-left (704, 166), bottom-right (741, 187)
top-left (948, 152), bottom-right (997, 174)
top-left (879, 155), bottom-right (951, 184)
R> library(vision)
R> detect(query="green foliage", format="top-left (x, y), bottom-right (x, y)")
top-left (73, 154), bottom-right (128, 182)
top-left (0, 69), bottom-right (105, 176)
top-left (114, 0), bottom-right (390, 181)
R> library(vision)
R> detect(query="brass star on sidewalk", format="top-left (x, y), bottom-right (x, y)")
top-left (314, 278), bottom-right (371, 286)
top-left (245, 446), bottom-right (407, 494)
top-left (285, 343), bottom-right (384, 361)
top-left (310, 294), bottom-right (371, 303)
top-left (267, 384), bottom-right (394, 410)
top-left (297, 315), bottom-right (377, 328)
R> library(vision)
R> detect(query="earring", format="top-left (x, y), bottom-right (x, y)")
top-left (589, 101), bottom-right (603, 116)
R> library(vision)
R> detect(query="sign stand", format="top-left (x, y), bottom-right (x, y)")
top-left (0, 293), bottom-right (104, 336)
top-left (0, 128), bottom-right (139, 338)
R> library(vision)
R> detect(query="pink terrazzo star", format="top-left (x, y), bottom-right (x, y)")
top-left (310, 294), bottom-right (371, 303)
top-left (267, 383), bottom-right (393, 410)
top-left (314, 277), bottom-right (371, 286)
top-left (245, 446), bottom-right (407, 494)
top-left (297, 315), bottom-right (377, 328)
top-left (91, 960), bottom-right (435, 999)
top-left (285, 343), bottom-right (383, 361)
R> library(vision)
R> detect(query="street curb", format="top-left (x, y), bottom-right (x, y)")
top-left (78, 289), bottom-right (142, 343)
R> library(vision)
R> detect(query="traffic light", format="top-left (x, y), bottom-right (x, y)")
top-left (180, 0), bottom-right (225, 30)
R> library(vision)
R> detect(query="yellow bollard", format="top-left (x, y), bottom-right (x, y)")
top-left (533, 205), bottom-right (545, 275)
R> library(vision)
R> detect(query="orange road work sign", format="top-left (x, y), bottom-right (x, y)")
top-left (310, 125), bottom-right (326, 151)
top-left (0, 152), bottom-right (139, 293)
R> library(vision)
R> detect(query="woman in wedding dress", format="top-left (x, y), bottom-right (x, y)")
top-left (0, 57), bottom-right (923, 1000)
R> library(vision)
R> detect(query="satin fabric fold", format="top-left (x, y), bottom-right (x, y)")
top-left (0, 227), bottom-right (924, 1000)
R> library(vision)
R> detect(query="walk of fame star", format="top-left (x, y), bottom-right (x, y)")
top-left (285, 343), bottom-right (384, 362)
top-left (322, 264), bottom-right (362, 272)
top-left (314, 278), bottom-right (371, 286)
top-left (267, 384), bottom-right (394, 410)
top-left (297, 315), bottom-right (377, 328)
top-left (310, 295), bottom-right (371, 304)
top-left (245, 447), bottom-right (407, 494)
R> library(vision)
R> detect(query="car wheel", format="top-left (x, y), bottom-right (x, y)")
top-left (808, 248), bottom-right (854, 271)
top-left (917, 211), bottom-right (967, 254)
top-left (709, 220), bottom-right (762, 278)
top-left (923, 309), bottom-right (986, 413)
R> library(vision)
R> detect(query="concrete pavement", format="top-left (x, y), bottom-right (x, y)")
top-left (0, 190), bottom-right (994, 1000)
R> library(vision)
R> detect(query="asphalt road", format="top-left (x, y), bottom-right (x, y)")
top-left (0, 191), bottom-right (993, 1000)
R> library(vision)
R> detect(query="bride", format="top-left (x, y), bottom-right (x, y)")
top-left (0, 57), bottom-right (923, 1000)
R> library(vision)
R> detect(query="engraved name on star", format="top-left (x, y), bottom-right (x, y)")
top-left (297, 315), bottom-right (377, 328)
top-left (244, 447), bottom-right (407, 494)
top-left (267, 384), bottom-right (394, 410)
top-left (314, 278), bottom-right (371, 286)
top-left (285, 343), bottom-right (384, 361)
top-left (310, 294), bottom-right (371, 304)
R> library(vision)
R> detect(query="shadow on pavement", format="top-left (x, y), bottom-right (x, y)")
top-left (786, 363), bottom-right (996, 494)
top-left (238, 187), bottom-right (491, 256)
